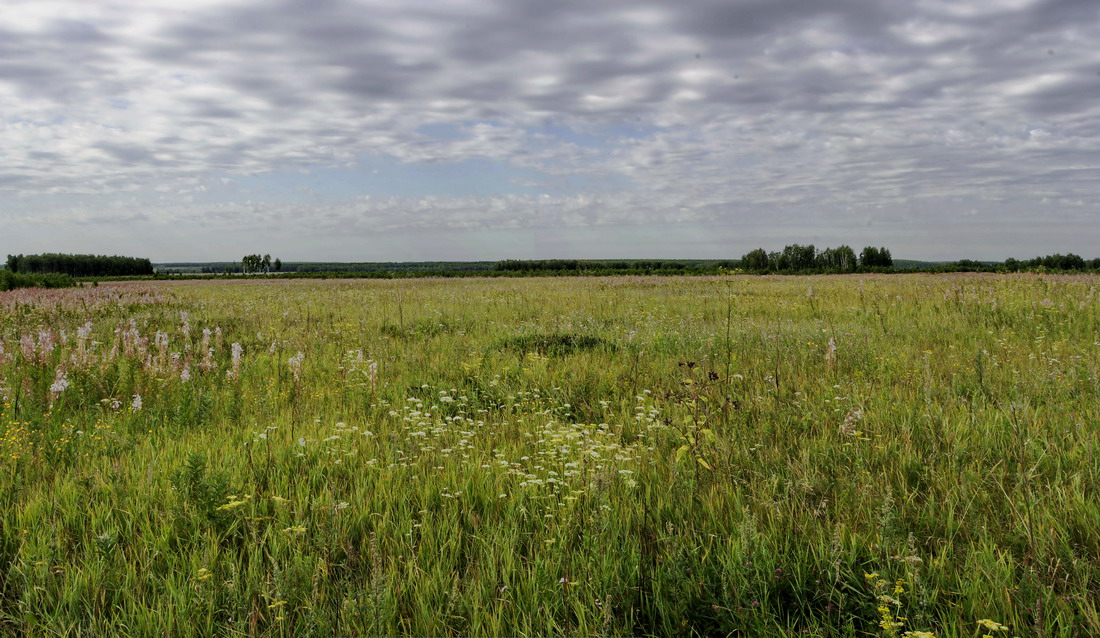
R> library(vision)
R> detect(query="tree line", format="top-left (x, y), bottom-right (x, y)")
top-left (5, 253), bottom-right (153, 277)
top-left (1004, 254), bottom-right (1098, 271)
top-left (490, 248), bottom-right (1100, 275)
top-left (5, 249), bottom-right (1098, 284)
top-left (493, 259), bottom-right (738, 272)
top-left (943, 254), bottom-right (1099, 272)
top-left (739, 245), bottom-right (891, 273)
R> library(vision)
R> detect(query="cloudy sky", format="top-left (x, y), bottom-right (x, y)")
top-left (2, 0), bottom-right (1098, 262)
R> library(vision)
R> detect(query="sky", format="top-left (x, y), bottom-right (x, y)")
top-left (2, 0), bottom-right (1099, 262)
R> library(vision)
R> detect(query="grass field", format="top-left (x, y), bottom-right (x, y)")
top-left (1, 274), bottom-right (1098, 636)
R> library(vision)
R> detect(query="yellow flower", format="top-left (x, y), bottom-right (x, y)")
top-left (193, 568), bottom-right (212, 582)
top-left (282, 525), bottom-right (306, 534)
top-left (977, 619), bottom-right (1008, 631)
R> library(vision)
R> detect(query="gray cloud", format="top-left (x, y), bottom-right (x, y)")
top-left (1, 0), bottom-right (1098, 260)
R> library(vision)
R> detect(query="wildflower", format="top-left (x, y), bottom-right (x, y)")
top-left (229, 342), bottom-right (243, 378)
top-left (199, 330), bottom-right (215, 370)
top-left (283, 525), bottom-right (306, 534)
top-left (288, 351), bottom-right (304, 381)
top-left (840, 408), bottom-right (863, 437)
top-left (37, 330), bottom-right (56, 362)
top-left (20, 333), bottom-right (35, 359)
top-left (976, 619), bottom-right (1008, 632)
top-left (193, 568), bottom-right (213, 582)
top-left (216, 499), bottom-right (248, 511)
top-left (49, 368), bottom-right (70, 397)
top-left (131, 394), bottom-right (143, 412)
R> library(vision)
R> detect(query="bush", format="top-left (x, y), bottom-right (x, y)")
top-left (0, 270), bottom-right (75, 291)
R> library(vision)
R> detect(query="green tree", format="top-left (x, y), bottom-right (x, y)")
top-left (781, 244), bottom-right (817, 271)
top-left (860, 247), bottom-right (893, 268)
top-left (740, 248), bottom-right (769, 271)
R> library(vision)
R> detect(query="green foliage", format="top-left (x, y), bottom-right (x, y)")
top-left (740, 244), bottom-right (862, 273)
top-left (0, 269), bottom-right (75, 290)
top-left (239, 254), bottom-right (276, 274)
top-left (6, 253), bottom-right (152, 277)
top-left (859, 246), bottom-right (894, 268)
top-left (1000, 252), bottom-right (1089, 272)
top-left (170, 453), bottom-right (234, 531)
top-left (498, 332), bottom-right (614, 355)
top-left (741, 248), bottom-right (770, 271)
top-left (819, 245), bottom-right (858, 271)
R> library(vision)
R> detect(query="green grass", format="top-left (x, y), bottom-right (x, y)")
top-left (0, 274), bottom-right (1098, 636)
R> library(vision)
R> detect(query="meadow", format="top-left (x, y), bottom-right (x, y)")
top-left (0, 274), bottom-right (1097, 637)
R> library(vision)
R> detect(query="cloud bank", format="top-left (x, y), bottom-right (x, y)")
top-left (2, 0), bottom-right (1098, 260)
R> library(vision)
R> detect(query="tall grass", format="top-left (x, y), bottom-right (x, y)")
top-left (0, 274), bottom-right (1097, 636)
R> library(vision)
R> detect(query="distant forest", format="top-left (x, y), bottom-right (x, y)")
top-left (142, 245), bottom-right (1100, 278)
top-left (736, 245), bottom-right (1099, 274)
top-left (491, 246), bottom-right (1100, 275)
top-left (6, 253), bottom-right (153, 277)
top-left (3, 248), bottom-right (1099, 285)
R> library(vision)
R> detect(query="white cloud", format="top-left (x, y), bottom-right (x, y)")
top-left (1, 0), bottom-right (1098, 260)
